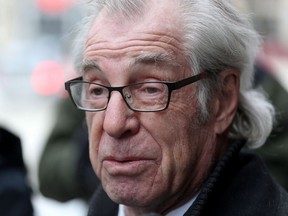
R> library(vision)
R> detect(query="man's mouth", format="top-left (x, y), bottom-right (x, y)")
top-left (103, 156), bottom-right (155, 176)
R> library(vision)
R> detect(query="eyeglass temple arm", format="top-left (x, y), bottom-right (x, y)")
top-left (170, 71), bottom-right (209, 90)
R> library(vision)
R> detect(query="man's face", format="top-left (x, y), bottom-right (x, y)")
top-left (83, 1), bottom-right (218, 212)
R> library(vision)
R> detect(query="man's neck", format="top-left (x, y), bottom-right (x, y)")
top-left (118, 193), bottom-right (199, 216)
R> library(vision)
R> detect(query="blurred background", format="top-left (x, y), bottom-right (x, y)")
top-left (0, 0), bottom-right (87, 215)
top-left (0, 0), bottom-right (287, 215)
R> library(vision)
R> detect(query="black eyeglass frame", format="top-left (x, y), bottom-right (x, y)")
top-left (64, 71), bottom-right (209, 112)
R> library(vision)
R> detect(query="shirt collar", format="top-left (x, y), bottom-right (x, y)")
top-left (166, 194), bottom-right (198, 216)
top-left (117, 193), bottom-right (198, 216)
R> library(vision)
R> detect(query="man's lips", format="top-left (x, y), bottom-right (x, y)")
top-left (103, 156), bottom-right (156, 176)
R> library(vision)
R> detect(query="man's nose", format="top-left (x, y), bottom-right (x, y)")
top-left (103, 92), bottom-right (140, 138)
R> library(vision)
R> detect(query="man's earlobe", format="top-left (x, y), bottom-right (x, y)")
top-left (213, 69), bottom-right (240, 134)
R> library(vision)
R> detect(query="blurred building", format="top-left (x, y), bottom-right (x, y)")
top-left (233, 0), bottom-right (288, 46)
top-left (0, 1), bottom-right (86, 215)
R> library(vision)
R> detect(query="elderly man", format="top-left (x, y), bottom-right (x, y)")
top-left (65, 0), bottom-right (288, 215)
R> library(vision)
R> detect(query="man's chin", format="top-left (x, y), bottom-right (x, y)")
top-left (103, 180), bottom-right (157, 207)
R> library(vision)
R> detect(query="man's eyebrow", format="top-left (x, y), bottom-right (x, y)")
top-left (131, 52), bottom-right (181, 68)
top-left (81, 60), bottom-right (102, 73)
top-left (80, 53), bottom-right (181, 74)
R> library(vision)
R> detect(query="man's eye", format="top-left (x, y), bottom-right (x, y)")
top-left (92, 88), bottom-right (104, 95)
top-left (134, 83), bottom-right (166, 97)
top-left (141, 83), bottom-right (165, 94)
top-left (144, 87), bottom-right (161, 94)
top-left (89, 86), bottom-right (106, 97)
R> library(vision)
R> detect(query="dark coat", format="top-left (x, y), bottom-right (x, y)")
top-left (0, 127), bottom-right (34, 216)
top-left (87, 140), bottom-right (288, 216)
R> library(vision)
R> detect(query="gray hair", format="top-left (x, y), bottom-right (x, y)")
top-left (72, 0), bottom-right (146, 71)
top-left (72, 0), bottom-right (275, 148)
top-left (179, 0), bottom-right (275, 148)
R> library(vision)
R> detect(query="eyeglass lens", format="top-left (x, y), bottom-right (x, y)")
top-left (69, 82), bottom-right (170, 111)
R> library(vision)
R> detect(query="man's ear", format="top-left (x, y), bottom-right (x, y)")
top-left (213, 69), bottom-right (240, 135)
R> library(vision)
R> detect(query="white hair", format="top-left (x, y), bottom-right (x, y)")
top-left (72, 0), bottom-right (275, 148)
top-left (179, 0), bottom-right (275, 148)
top-left (72, 0), bottom-right (146, 72)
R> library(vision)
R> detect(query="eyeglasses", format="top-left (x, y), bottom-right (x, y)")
top-left (65, 72), bottom-right (209, 112)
